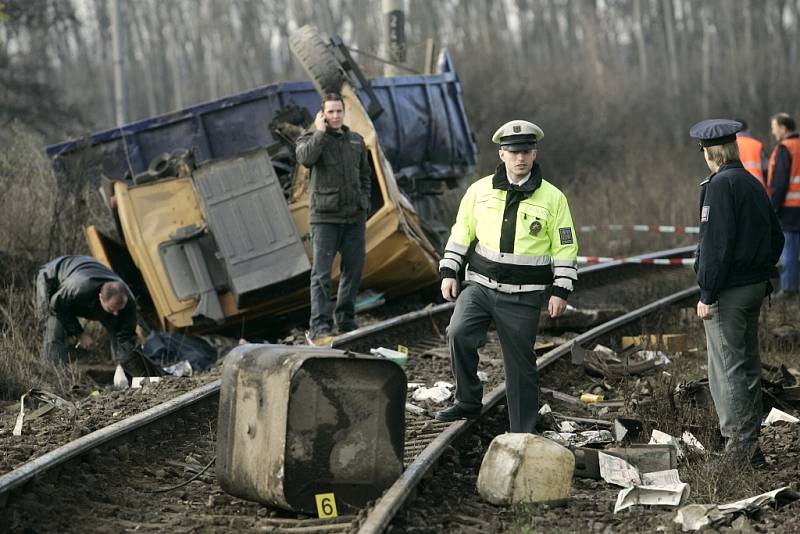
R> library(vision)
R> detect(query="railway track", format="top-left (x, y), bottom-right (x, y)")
top-left (0, 246), bottom-right (698, 533)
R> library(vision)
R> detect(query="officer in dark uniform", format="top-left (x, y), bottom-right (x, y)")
top-left (35, 255), bottom-right (138, 366)
top-left (690, 119), bottom-right (784, 465)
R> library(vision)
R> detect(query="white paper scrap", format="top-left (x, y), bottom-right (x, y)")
top-left (411, 385), bottom-right (452, 403)
top-left (598, 451), bottom-right (641, 487)
top-left (681, 431), bottom-right (705, 451)
top-left (538, 403), bottom-right (552, 415)
top-left (615, 482), bottom-right (690, 513)
top-left (763, 407), bottom-right (800, 426)
top-left (649, 429), bottom-right (684, 458)
top-left (559, 420), bottom-right (580, 433)
top-left (131, 377), bottom-right (162, 388)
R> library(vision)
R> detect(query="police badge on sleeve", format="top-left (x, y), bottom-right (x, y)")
top-left (559, 227), bottom-right (574, 245)
top-left (701, 205), bottom-right (710, 222)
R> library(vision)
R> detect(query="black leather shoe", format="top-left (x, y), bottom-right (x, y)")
top-left (435, 403), bottom-right (481, 422)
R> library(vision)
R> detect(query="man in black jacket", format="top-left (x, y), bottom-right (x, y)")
top-left (296, 93), bottom-right (371, 345)
top-left (690, 119), bottom-right (784, 465)
top-left (35, 255), bottom-right (138, 365)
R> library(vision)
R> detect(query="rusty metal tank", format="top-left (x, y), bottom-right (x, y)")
top-left (216, 343), bottom-right (406, 514)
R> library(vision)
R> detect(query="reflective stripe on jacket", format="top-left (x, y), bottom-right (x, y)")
top-left (736, 134), bottom-right (765, 186)
top-left (768, 135), bottom-right (800, 208)
top-left (439, 164), bottom-right (578, 298)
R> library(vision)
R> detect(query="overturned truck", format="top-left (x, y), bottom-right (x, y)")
top-left (46, 27), bottom-right (477, 333)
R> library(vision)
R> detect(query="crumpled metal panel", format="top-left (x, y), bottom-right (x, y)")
top-left (193, 150), bottom-right (310, 307)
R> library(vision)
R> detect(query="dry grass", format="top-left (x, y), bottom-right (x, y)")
top-left (0, 121), bottom-right (101, 400)
top-left (0, 279), bottom-right (81, 400)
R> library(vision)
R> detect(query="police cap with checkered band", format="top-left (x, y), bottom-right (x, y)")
top-left (492, 120), bottom-right (544, 152)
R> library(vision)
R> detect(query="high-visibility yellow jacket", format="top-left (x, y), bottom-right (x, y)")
top-left (439, 164), bottom-right (578, 299)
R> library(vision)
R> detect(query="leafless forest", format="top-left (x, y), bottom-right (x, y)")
top-left (1, 0), bottom-right (800, 263)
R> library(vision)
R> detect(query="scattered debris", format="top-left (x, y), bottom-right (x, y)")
top-left (673, 487), bottom-right (800, 531)
top-left (580, 393), bottom-right (604, 404)
top-left (477, 370), bottom-right (490, 383)
top-left (622, 334), bottom-right (688, 353)
top-left (163, 360), bottom-right (193, 377)
top-left (131, 377), bottom-right (162, 389)
top-left (604, 444), bottom-right (677, 473)
top-left (598, 451), bottom-right (641, 487)
top-left (681, 431), bottom-right (705, 451)
top-left (763, 407), bottom-right (799, 426)
top-left (613, 417), bottom-right (644, 442)
top-left (370, 347), bottom-right (408, 366)
top-left (541, 387), bottom-right (582, 405)
top-left (575, 343), bottom-right (670, 379)
top-left (405, 402), bottom-right (427, 416)
top-left (13, 390), bottom-right (77, 436)
top-left (543, 429), bottom-right (614, 448)
top-left (113, 363), bottom-right (129, 389)
top-left (411, 382), bottom-right (452, 403)
top-left (649, 429), bottom-right (684, 459)
top-left (615, 469), bottom-right (690, 513)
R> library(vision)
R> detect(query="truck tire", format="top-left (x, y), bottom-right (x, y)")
top-left (289, 25), bottom-right (345, 95)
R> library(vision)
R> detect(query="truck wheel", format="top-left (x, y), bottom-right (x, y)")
top-left (289, 25), bottom-right (345, 94)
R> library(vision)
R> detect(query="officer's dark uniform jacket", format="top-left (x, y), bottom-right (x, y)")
top-left (439, 163), bottom-right (578, 299)
top-left (295, 125), bottom-right (371, 224)
top-left (38, 256), bottom-right (137, 353)
top-left (695, 161), bottom-right (784, 304)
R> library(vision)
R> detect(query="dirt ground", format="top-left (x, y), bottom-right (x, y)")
top-left (391, 297), bottom-right (800, 533)
top-left (2, 293), bottom-right (799, 533)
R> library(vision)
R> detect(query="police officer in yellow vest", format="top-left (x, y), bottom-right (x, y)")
top-left (435, 120), bottom-right (578, 433)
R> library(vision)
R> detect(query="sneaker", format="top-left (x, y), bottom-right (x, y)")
top-left (305, 330), bottom-right (336, 347)
top-left (435, 403), bottom-right (482, 422)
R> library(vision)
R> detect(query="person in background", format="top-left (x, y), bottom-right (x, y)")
top-left (734, 118), bottom-right (766, 187)
top-left (435, 119), bottom-right (578, 433)
top-left (690, 119), bottom-right (784, 466)
top-left (767, 112), bottom-right (800, 296)
top-left (296, 93), bottom-right (371, 345)
top-left (35, 255), bottom-right (138, 366)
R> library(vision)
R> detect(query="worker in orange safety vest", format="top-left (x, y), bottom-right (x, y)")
top-left (768, 112), bottom-right (800, 295)
top-left (735, 118), bottom-right (767, 187)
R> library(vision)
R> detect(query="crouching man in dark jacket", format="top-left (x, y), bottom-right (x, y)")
top-left (35, 255), bottom-right (138, 365)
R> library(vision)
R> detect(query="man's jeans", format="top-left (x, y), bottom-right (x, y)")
top-left (703, 281), bottom-right (766, 453)
top-left (309, 222), bottom-right (366, 336)
top-left (780, 231), bottom-right (800, 292)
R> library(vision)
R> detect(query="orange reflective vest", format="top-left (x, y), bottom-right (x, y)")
top-left (736, 134), bottom-right (765, 186)
top-left (768, 136), bottom-right (800, 208)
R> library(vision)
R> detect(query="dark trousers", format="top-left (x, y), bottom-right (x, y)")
top-left (703, 281), bottom-right (766, 453)
top-left (780, 231), bottom-right (800, 292)
top-left (447, 283), bottom-right (543, 433)
top-left (309, 222), bottom-right (366, 336)
top-left (35, 270), bottom-right (69, 365)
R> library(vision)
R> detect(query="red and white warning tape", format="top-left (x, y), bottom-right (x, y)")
top-left (579, 224), bottom-right (699, 235)
top-left (577, 256), bottom-right (695, 266)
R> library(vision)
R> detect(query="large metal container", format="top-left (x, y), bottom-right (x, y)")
top-left (216, 344), bottom-right (406, 514)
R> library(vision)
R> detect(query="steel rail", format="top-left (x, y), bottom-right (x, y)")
top-left (334, 244), bottom-right (696, 348)
top-left (0, 380), bottom-right (221, 503)
top-left (357, 285), bottom-right (699, 534)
